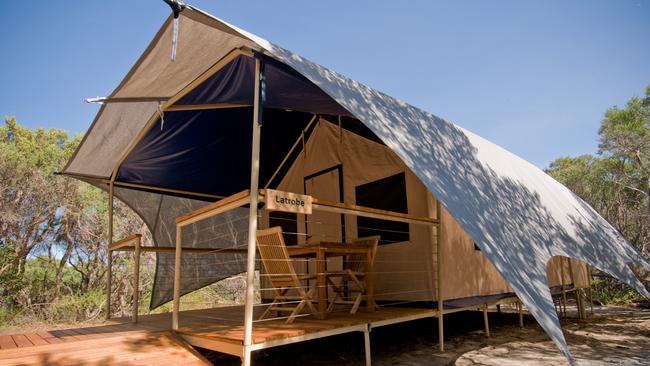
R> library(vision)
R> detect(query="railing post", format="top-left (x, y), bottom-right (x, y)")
top-left (436, 200), bottom-right (444, 352)
top-left (243, 56), bottom-right (264, 366)
top-left (106, 181), bottom-right (114, 320)
top-left (173, 224), bottom-right (182, 330)
top-left (133, 235), bottom-right (141, 323)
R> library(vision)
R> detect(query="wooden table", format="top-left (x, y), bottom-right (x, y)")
top-left (287, 242), bottom-right (375, 319)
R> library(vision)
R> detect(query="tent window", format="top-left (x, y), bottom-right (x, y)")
top-left (269, 211), bottom-right (298, 246)
top-left (355, 172), bottom-right (410, 245)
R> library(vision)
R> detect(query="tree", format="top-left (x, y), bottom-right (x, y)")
top-left (598, 85), bottom-right (650, 214)
top-left (547, 85), bottom-right (650, 300)
top-left (0, 117), bottom-right (148, 324)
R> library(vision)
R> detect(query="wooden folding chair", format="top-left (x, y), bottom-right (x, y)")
top-left (257, 227), bottom-right (317, 323)
top-left (326, 236), bottom-right (380, 314)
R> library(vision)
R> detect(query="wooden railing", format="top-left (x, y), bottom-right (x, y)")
top-left (108, 234), bottom-right (142, 323)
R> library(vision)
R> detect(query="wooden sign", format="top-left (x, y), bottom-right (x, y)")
top-left (266, 189), bottom-right (313, 214)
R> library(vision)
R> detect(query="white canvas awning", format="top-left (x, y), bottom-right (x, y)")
top-left (63, 5), bottom-right (649, 363)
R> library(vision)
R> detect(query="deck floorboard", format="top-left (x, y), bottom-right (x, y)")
top-left (0, 305), bottom-right (439, 365)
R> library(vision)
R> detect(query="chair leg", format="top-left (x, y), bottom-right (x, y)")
top-left (261, 298), bottom-right (279, 320)
top-left (351, 293), bottom-right (363, 314)
top-left (286, 287), bottom-right (317, 323)
top-left (328, 288), bottom-right (344, 312)
top-left (287, 299), bottom-right (307, 324)
top-left (327, 277), bottom-right (344, 312)
top-left (305, 287), bottom-right (318, 316)
top-left (261, 289), bottom-right (289, 320)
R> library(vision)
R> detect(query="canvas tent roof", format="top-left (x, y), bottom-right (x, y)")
top-left (62, 5), bottom-right (650, 363)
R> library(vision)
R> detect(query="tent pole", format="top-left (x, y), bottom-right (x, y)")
top-left (587, 264), bottom-right (594, 316)
top-left (436, 200), bottom-right (444, 352)
top-left (106, 181), bottom-right (114, 320)
top-left (243, 57), bottom-right (264, 366)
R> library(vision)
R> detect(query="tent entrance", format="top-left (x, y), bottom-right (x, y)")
top-left (304, 164), bottom-right (345, 244)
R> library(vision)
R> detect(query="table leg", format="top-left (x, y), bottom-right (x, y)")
top-left (316, 249), bottom-right (327, 319)
top-left (366, 250), bottom-right (375, 312)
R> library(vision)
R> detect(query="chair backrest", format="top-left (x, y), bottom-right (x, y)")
top-left (346, 236), bottom-right (381, 273)
top-left (256, 227), bottom-right (300, 288)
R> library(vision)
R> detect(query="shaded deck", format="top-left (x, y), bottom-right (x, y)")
top-left (0, 305), bottom-right (439, 364)
top-left (175, 306), bottom-right (438, 358)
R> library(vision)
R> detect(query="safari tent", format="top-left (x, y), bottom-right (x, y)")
top-left (61, 3), bottom-right (650, 365)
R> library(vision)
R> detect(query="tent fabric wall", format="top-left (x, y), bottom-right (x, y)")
top-left (547, 256), bottom-right (591, 289)
top-left (112, 13), bottom-right (257, 99)
top-left (273, 120), bottom-right (515, 303)
top-left (62, 5), bottom-right (650, 363)
top-left (439, 204), bottom-right (513, 300)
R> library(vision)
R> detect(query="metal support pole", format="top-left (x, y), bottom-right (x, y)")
top-left (587, 264), bottom-right (594, 316)
top-left (106, 182), bottom-right (114, 320)
top-left (518, 301), bottom-right (524, 328)
top-left (243, 57), bottom-right (264, 366)
top-left (483, 305), bottom-right (490, 337)
top-left (436, 201), bottom-right (444, 352)
top-left (363, 325), bottom-right (372, 366)
top-left (173, 225), bottom-right (182, 329)
top-left (132, 236), bottom-right (141, 323)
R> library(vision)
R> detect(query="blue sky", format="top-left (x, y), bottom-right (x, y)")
top-left (1, 1), bottom-right (648, 168)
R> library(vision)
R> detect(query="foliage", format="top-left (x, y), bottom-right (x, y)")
top-left (547, 85), bottom-right (650, 303)
top-left (0, 117), bottom-right (141, 327)
top-left (0, 118), bottom-right (245, 329)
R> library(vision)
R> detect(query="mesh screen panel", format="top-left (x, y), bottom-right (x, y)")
top-left (114, 187), bottom-right (250, 309)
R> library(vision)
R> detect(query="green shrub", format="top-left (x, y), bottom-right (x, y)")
top-left (45, 291), bottom-right (105, 324)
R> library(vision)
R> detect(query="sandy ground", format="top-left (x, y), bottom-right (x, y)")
top-left (204, 305), bottom-right (650, 365)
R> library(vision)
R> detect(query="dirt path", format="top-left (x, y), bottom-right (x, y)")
top-left (455, 306), bottom-right (650, 366)
top-left (203, 305), bottom-right (650, 365)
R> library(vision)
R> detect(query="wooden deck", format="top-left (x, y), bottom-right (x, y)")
top-left (175, 305), bottom-right (438, 356)
top-left (0, 305), bottom-right (438, 364)
top-left (0, 330), bottom-right (210, 365)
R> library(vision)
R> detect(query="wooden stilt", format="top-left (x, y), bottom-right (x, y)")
top-left (363, 325), bottom-right (372, 366)
top-left (132, 236), bottom-right (141, 323)
top-left (483, 305), bottom-right (490, 337)
top-left (518, 301), bottom-right (524, 328)
top-left (577, 289), bottom-right (585, 320)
